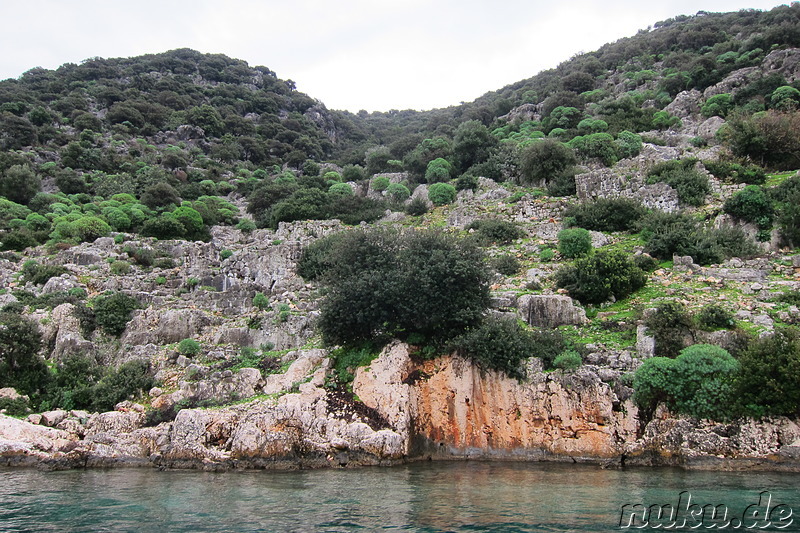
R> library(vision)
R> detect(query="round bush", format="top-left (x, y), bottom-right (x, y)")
top-left (557, 228), bottom-right (592, 258)
top-left (385, 183), bottom-right (410, 203)
top-left (553, 350), bottom-right (582, 371)
top-left (427, 183), bottom-right (457, 206)
top-left (177, 338), bottom-right (201, 356)
top-left (371, 176), bottom-right (390, 192)
top-left (554, 250), bottom-right (647, 305)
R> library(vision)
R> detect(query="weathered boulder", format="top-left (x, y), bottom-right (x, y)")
top-left (517, 294), bottom-right (587, 328)
top-left (263, 349), bottom-right (326, 394)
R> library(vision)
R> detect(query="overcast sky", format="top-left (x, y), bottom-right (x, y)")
top-left (0, 1), bottom-right (790, 112)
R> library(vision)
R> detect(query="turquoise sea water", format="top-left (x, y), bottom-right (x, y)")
top-left (1, 462), bottom-right (798, 532)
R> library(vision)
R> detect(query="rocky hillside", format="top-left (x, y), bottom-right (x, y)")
top-left (2, 6), bottom-right (800, 470)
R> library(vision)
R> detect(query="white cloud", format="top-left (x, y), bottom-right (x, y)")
top-left (0, 1), bottom-right (791, 111)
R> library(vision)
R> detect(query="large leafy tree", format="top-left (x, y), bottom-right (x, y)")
top-left (301, 228), bottom-right (491, 346)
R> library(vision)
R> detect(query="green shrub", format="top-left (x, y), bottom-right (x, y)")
top-left (723, 185), bottom-right (773, 228)
top-left (640, 211), bottom-right (757, 265)
top-left (276, 303), bottom-right (291, 323)
top-left (614, 131), bottom-right (643, 159)
top-left (633, 254), bottom-right (659, 272)
top-left (540, 247), bottom-right (555, 262)
top-left (735, 328), bottom-right (800, 417)
top-left (328, 182), bottom-right (353, 196)
top-left (450, 316), bottom-right (562, 379)
top-left (703, 161), bottom-right (766, 184)
top-left (405, 196), bottom-right (429, 216)
top-left (633, 344), bottom-right (739, 422)
top-left (644, 301), bottom-right (692, 357)
top-left (313, 228), bottom-right (490, 346)
top-left (424, 158), bottom-right (452, 183)
top-left (252, 292), bottom-right (269, 310)
top-left (220, 249), bottom-right (233, 260)
top-left (236, 218), bottom-right (256, 233)
top-left (492, 255), bottom-right (521, 276)
top-left (109, 260), bottom-right (131, 275)
top-left (568, 133), bottom-right (618, 166)
top-left (177, 338), bottom-right (201, 356)
top-left (553, 350), bottom-right (582, 371)
top-left (695, 305), bottom-right (735, 331)
top-left (20, 260), bottom-right (67, 285)
top-left (141, 213), bottom-right (185, 240)
top-left (91, 291), bottom-right (139, 336)
top-left (554, 250), bottom-right (646, 305)
top-left (330, 343), bottom-right (380, 384)
top-left (546, 172), bottom-right (577, 197)
top-left (646, 159), bottom-right (709, 206)
top-left (0, 311), bottom-right (48, 397)
top-left (701, 93), bottom-right (733, 117)
top-left (88, 360), bottom-right (154, 413)
top-left (427, 183), bottom-right (457, 206)
top-left (371, 176), bottom-right (390, 192)
top-left (519, 139), bottom-right (576, 185)
top-left (466, 218), bottom-right (525, 245)
top-left (385, 183), bottom-right (410, 203)
top-left (564, 198), bottom-right (647, 232)
top-left (557, 228), bottom-right (592, 258)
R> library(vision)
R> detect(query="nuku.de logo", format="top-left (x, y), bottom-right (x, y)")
top-left (619, 491), bottom-right (794, 529)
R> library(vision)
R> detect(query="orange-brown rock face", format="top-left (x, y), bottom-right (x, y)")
top-left (355, 343), bottom-right (639, 462)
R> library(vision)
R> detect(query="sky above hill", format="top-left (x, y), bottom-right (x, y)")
top-left (0, 1), bottom-right (790, 112)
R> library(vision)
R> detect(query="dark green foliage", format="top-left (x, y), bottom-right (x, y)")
top-left (466, 218), bottom-right (525, 245)
top-left (568, 133), bottom-right (618, 166)
top-left (554, 249), bottom-right (646, 305)
top-left (141, 213), bottom-right (186, 239)
top-left (633, 253), bottom-right (659, 273)
top-left (491, 255), bottom-right (521, 276)
top-left (633, 344), bottom-right (739, 422)
top-left (553, 350), bottom-right (582, 371)
top-left (405, 196), bottom-right (429, 216)
top-left (91, 291), bottom-right (139, 336)
top-left (20, 260), bottom-right (67, 285)
top-left (455, 174), bottom-right (478, 191)
top-left (701, 93), bottom-right (733, 117)
top-left (88, 360), bottom-right (154, 413)
top-left (252, 292), bottom-right (269, 309)
top-left (695, 304), bottom-right (735, 331)
top-left (453, 120), bottom-right (498, 175)
top-left (450, 316), bottom-right (564, 380)
top-left (0, 165), bottom-right (41, 205)
top-left (141, 182), bottom-right (181, 210)
top-left (723, 185), bottom-right (773, 228)
top-left (0, 311), bottom-right (48, 397)
top-left (427, 182), bottom-right (457, 206)
top-left (424, 158), bottom-right (452, 183)
top-left (646, 159), bottom-right (709, 206)
top-left (644, 301), bottom-right (693, 357)
top-left (557, 228), bottom-right (592, 258)
top-left (519, 139), bottom-right (576, 185)
top-left (309, 228), bottom-right (490, 346)
top-left (703, 160), bottom-right (767, 184)
top-left (614, 131), bottom-right (643, 159)
top-left (722, 110), bottom-right (800, 170)
top-left (546, 172), bottom-right (577, 197)
top-left (735, 328), bottom-right (800, 417)
top-left (640, 211), bottom-right (757, 265)
top-left (177, 338), bottom-right (201, 356)
top-left (385, 182), bottom-right (411, 203)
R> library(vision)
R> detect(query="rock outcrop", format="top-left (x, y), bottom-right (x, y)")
top-left (2, 343), bottom-right (800, 471)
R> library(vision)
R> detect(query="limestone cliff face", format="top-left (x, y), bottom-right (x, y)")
top-left (355, 343), bottom-right (800, 470)
top-left (354, 343), bottom-right (638, 462)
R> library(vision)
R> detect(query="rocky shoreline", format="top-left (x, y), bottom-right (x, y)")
top-left (3, 343), bottom-right (799, 472)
